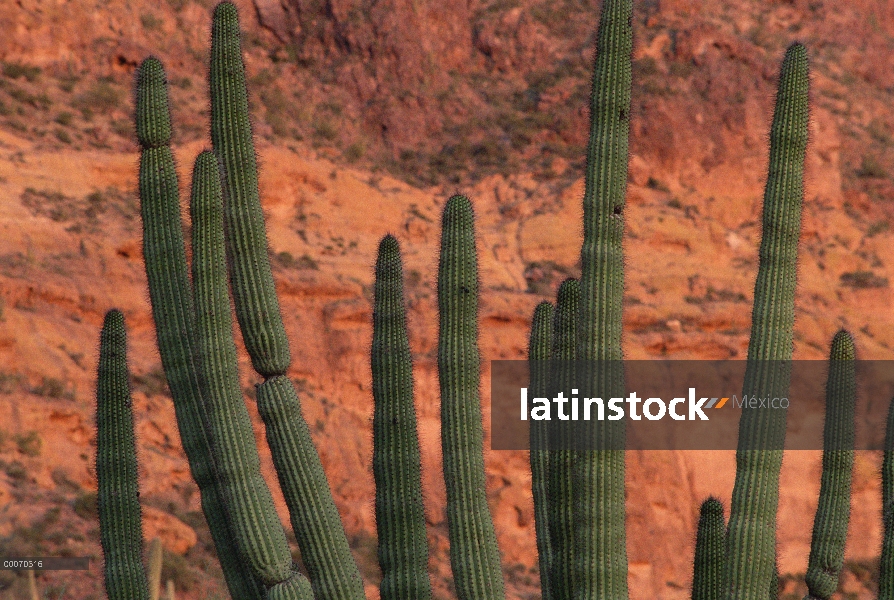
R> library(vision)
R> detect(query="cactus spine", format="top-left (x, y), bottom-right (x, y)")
top-left (96, 309), bottom-right (149, 600)
top-left (437, 194), bottom-right (506, 599)
top-left (372, 235), bottom-right (432, 599)
top-left (725, 42), bottom-right (809, 600)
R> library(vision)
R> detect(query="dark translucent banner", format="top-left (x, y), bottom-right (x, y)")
top-left (490, 360), bottom-right (891, 450)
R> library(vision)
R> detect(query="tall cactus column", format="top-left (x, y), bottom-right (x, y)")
top-left (692, 498), bottom-right (726, 600)
top-left (881, 384), bottom-right (894, 600)
top-left (438, 195), bottom-right (506, 599)
top-left (140, 59), bottom-right (312, 598)
top-left (724, 42), bottom-right (809, 600)
top-left (209, 4), bottom-right (365, 599)
top-left (528, 302), bottom-right (554, 600)
top-left (189, 149), bottom-right (313, 599)
top-left (804, 330), bottom-right (856, 600)
top-left (136, 56), bottom-right (266, 600)
top-left (372, 235), bottom-right (433, 599)
top-left (96, 310), bottom-right (150, 600)
top-left (551, 279), bottom-right (581, 600)
top-left (575, 0), bottom-right (632, 597)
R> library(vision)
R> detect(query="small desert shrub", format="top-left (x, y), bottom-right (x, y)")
top-left (14, 431), bottom-right (41, 457)
top-left (840, 270), bottom-right (889, 288)
top-left (2, 61), bottom-right (41, 82)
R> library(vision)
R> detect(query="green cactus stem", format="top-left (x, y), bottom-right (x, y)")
top-left (207, 9), bottom-right (365, 595)
top-left (692, 498), bottom-right (725, 600)
top-left (210, 1), bottom-right (290, 377)
top-left (96, 309), bottom-right (149, 600)
top-left (575, 0), bottom-right (631, 596)
top-left (528, 301), bottom-right (554, 600)
top-left (190, 149), bottom-right (306, 592)
top-left (725, 42), bottom-right (809, 600)
top-left (438, 194), bottom-right (506, 599)
top-left (550, 278), bottom-right (580, 599)
top-left (255, 375), bottom-right (366, 599)
top-left (880, 374), bottom-right (894, 600)
top-left (372, 235), bottom-right (433, 600)
top-left (804, 330), bottom-right (856, 600)
top-left (136, 55), bottom-right (267, 600)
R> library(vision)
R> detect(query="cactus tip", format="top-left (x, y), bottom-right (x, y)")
top-left (379, 234), bottom-right (400, 253)
top-left (830, 329), bottom-right (856, 361)
top-left (700, 496), bottom-right (724, 516)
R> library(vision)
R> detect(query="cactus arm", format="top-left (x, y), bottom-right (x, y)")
top-left (692, 498), bottom-right (726, 600)
top-left (372, 235), bottom-right (433, 599)
top-left (135, 56), bottom-right (266, 600)
top-left (575, 0), bottom-right (632, 597)
top-left (528, 301), bottom-right (554, 600)
top-left (209, 1), bottom-right (290, 377)
top-left (256, 375), bottom-right (367, 599)
top-left (204, 4), bottom-right (365, 597)
top-left (579, 0), bottom-right (631, 365)
top-left (190, 149), bottom-right (313, 596)
top-left (96, 309), bottom-right (150, 600)
top-left (803, 330), bottom-right (856, 600)
top-left (725, 42), bottom-right (809, 600)
top-left (882, 392), bottom-right (894, 600)
top-left (550, 279), bottom-right (581, 599)
top-left (437, 194), bottom-right (506, 599)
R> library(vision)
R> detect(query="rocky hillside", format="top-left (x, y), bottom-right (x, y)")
top-left (0, 0), bottom-right (893, 598)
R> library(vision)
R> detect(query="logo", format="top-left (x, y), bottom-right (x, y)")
top-left (519, 388), bottom-right (786, 422)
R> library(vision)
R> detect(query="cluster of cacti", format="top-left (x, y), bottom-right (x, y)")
top-left (91, 0), bottom-right (894, 599)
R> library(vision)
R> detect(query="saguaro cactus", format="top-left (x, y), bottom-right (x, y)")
top-left (210, 1), bottom-right (290, 377)
top-left (575, 0), bottom-right (632, 597)
top-left (804, 330), bottom-right (856, 600)
top-left (96, 309), bottom-right (149, 600)
top-left (692, 498), bottom-right (725, 600)
top-left (91, 1), bottom-right (874, 600)
top-left (438, 195), bottom-right (506, 599)
top-left (137, 55), bottom-right (266, 600)
top-left (207, 11), bottom-right (365, 595)
top-left (372, 235), bottom-right (432, 599)
top-left (724, 42), bottom-right (809, 600)
top-left (882, 387), bottom-right (894, 600)
top-left (550, 278), bottom-right (581, 600)
top-left (528, 301), bottom-right (554, 600)
top-left (136, 5), bottom-right (362, 598)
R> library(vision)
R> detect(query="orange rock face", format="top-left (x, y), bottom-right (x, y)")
top-left (0, 0), bottom-right (892, 598)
